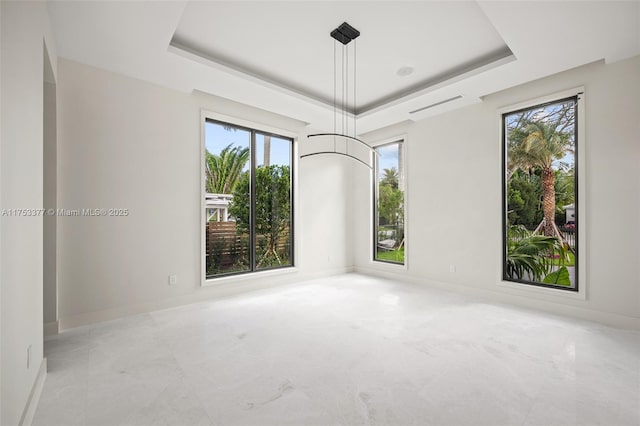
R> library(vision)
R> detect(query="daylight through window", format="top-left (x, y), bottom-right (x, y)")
top-left (204, 119), bottom-right (293, 279)
top-left (502, 96), bottom-right (579, 290)
top-left (374, 140), bottom-right (405, 265)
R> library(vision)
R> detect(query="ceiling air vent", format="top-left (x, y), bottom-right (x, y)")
top-left (409, 95), bottom-right (463, 115)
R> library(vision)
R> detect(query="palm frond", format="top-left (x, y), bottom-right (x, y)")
top-left (205, 144), bottom-right (250, 194)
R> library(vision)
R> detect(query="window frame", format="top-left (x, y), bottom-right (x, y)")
top-left (498, 88), bottom-right (586, 299)
top-left (201, 111), bottom-right (297, 285)
top-left (371, 137), bottom-right (408, 269)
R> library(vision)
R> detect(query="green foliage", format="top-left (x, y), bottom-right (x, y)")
top-left (542, 266), bottom-right (571, 286)
top-left (378, 184), bottom-right (403, 226)
top-left (227, 170), bottom-right (250, 226)
top-left (205, 144), bottom-right (250, 194)
top-left (229, 165), bottom-right (291, 266)
top-left (554, 167), bottom-right (575, 213)
top-left (376, 247), bottom-right (404, 263)
top-left (377, 167), bottom-right (404, 247)
top-left (507, 170), bottom-right (542, 227)
top-left (505, 225), bottom-right (569, 282)
top-left (549, 251), bottom-right (575, 267)
top-left (381, 167), bottom-right (399, 189)
top-left (508, 167), bottom-right (575, 228)
top-left (378, 167), bottom-right (403, 228)
top-left (208, 239), bottom-right (225, 275)
top-left (508, 121), bottom-right (573, 172)
top-left (504, 103), bottom-right (575, 287)
top-left (507, 108), bottom-right (575, 237)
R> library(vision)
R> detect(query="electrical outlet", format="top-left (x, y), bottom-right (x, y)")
top-left (168, 274), bottom-right (177, 285)
top-left (449, 265), bottom-right (456, 273)
top-left (27, 345), bottom-right (31, 369)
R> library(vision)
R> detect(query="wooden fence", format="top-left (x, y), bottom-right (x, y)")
top-left (206, 222), bottom-right (291, 272)
top-left (206, 222), bottom-right (248, 271)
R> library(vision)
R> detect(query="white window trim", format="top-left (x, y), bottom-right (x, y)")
top-left (369, 134), bottom-right (409, 271)
top-left (200, 109), bottom-right (299, 287)
top-left (497, 87), bottom-right (586, 301)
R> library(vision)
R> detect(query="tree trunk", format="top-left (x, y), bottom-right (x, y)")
top-left (541, 166), bottom-right (556, 236)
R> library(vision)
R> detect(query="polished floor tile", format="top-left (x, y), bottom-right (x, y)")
top-left (33, 274), bottom-right (640, 426)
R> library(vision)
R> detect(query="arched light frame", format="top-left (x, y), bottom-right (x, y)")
top-left (302, 133), bottom-right (378, 169)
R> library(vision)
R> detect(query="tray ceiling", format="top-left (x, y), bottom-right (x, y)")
top-left (171, 1), bottom-right (513, 114)
top-left (47, 1), bottom-right (640, 134)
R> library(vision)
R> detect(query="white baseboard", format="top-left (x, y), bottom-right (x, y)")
top-left (59, 266), bottom-right (354, 330)
top-left (19, 358), bottom-right (47, 426)
top-left (44, 321), bottom-right (59, 337)
top-left (354, 266), bottom-right (640, 330)
top-left (58, 265), bottom-right (638, 331)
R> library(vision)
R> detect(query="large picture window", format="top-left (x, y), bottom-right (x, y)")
top-left (374, 140), bottom-right (405, 264)
top-left (204, 119), bottom-right (293, 279)
top-left (502, 96), bottom-right (579, 290)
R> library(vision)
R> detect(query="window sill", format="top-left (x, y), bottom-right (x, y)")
top-left (369, 259), bottom-right (408, 272)
top-left (497, 279), bottom-right (586, 301)
top-left (202, 266), bottom-right (298, 287)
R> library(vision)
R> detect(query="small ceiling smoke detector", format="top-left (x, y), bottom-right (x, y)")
top-left (396, 66), bottom-right (414, 77)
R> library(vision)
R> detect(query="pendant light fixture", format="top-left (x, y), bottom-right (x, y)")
top-left (301, 22), bottom-right (377, 169)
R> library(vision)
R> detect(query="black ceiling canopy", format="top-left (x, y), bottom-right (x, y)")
top-left (330, 22), bottom-right (360, 45)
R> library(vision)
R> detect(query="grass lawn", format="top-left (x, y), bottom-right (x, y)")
top-left (376, 247), bottom-right (405, 264)
top-left (548, 251), bottom-right (575, 266)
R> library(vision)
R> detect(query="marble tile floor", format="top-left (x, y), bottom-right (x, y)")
top-left (34, 274), bottom-right (640, 426)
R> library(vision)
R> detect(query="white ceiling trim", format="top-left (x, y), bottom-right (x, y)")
top-left (47, 0), bottom-right (640, 136)
top-left (169, 38), bottom-right (515, 118)
top-left (168, 41), bottom-right (337, 113)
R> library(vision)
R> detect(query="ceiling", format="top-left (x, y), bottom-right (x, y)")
top-left (172, 1), bottom-right (513, 114)
top-left (48, 1), bottom-right (640, 135)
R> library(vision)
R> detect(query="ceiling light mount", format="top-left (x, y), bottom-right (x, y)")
top-left (330, 22), bottom-right (360, 45)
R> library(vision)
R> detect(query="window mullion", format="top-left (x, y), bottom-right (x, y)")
top-left (373, 147), bottom-right (379, 261)
top-left (250, 130), bottom-right (257, 272)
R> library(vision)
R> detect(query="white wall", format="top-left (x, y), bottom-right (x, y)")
top-left (56, 59), bottom-right (353, 328)
top-left (57, 55), bottom-right (639, 330)
top-left (1, 2), bottom-right (4, 421)
top-left (1, 1), bottom-right (57, 424)
top-left (352, 57), bottom-right (640, 327)
top-left (43, 80), bottom-right (57, 331)
top-left (1, 2), bottom-right (3, 421)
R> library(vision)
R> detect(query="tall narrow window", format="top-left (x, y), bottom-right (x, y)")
top-left (204, 119), bottom-right (293, 279)
top-left (374, 140), bottom-right (405, 264)
top-left (502, 96), bottom-right (578, 290)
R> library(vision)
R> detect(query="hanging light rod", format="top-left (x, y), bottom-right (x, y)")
top-left (306, 133), bottom-right (376, 153)
top-left (300, 151), bottom-right (371, 169)
top-left (303, 22), bottom-right (376, 169)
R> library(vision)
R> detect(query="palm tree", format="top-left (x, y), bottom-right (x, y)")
top-left (506, 225), bottom-right (569, 284)
top-left (205, 144), bottom-right (250, 194)
top-left (381, 167), bottom-right (399, 189)
top-left (508, 120), bottom-right (573, 237)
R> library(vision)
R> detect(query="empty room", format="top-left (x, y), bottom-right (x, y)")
top-left (1, 1), bottom-right (639, 425)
